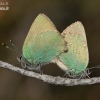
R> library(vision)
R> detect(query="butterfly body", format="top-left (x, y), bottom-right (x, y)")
top-left (18, 14), bottom-right (66, 72)
top-left (54, 22), bottom-right (89, 78)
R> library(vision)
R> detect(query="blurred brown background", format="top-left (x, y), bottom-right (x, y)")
top-left (0, 0), bottom-right (100, 100)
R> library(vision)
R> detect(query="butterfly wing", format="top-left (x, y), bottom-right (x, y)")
top-left (23, 14), bottom-right (65, 64)
top-left (59, 21), bottom-right (89, 74)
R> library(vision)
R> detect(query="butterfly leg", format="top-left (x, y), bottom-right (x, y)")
top-left (38, 66), bottom-right (43, 75)
top-left (63, 73), bottom-right (67, 77)
top-left (78, 74), bottom-right (83, 80)
top-left (63, 70), bottom-right (71, 78)
top-left (23, 63), bottom-right (28, 74)
top-left (86, 71), bottom-right (91, 78)
top-left (15, 62), bottom-right (20, 67)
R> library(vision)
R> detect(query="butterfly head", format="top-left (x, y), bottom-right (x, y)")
top-left (17, 55), bottom-right (42, 72)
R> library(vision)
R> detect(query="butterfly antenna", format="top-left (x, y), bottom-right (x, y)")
top-left (2, 42), bottom-right (21, 55)
top-left (10, 40), bottom-right (21, 55)
top-left (10, 40), bottom-right (17, 49)
top-left (87, 65), bottom-right (100, 70)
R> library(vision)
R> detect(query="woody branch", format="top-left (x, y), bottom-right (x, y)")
top-left (0, 60), bottom-right (100, 86)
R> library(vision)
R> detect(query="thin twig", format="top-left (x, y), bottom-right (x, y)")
top-left (0, 60), bottom-right (100, 86)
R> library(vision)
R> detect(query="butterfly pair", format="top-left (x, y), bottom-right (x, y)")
top-left (16, 14), bottom-right (89, 78)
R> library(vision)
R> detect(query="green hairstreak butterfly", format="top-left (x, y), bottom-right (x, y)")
top-left (17, 14), bottom-right (67, 73)
top-left (53, 21), bottom-right (89, 78)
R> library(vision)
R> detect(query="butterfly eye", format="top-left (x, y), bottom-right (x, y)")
top-left (19, 56), bottom-right (22, 60)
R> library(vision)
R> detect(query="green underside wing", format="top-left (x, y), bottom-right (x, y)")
top-left (58, 21), bottom-right (89, 75)
top-left (22, 14), bottom-right (65, 66)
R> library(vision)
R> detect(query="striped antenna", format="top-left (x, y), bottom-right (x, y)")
top-left (2, 40), bottom-right (21, 55)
